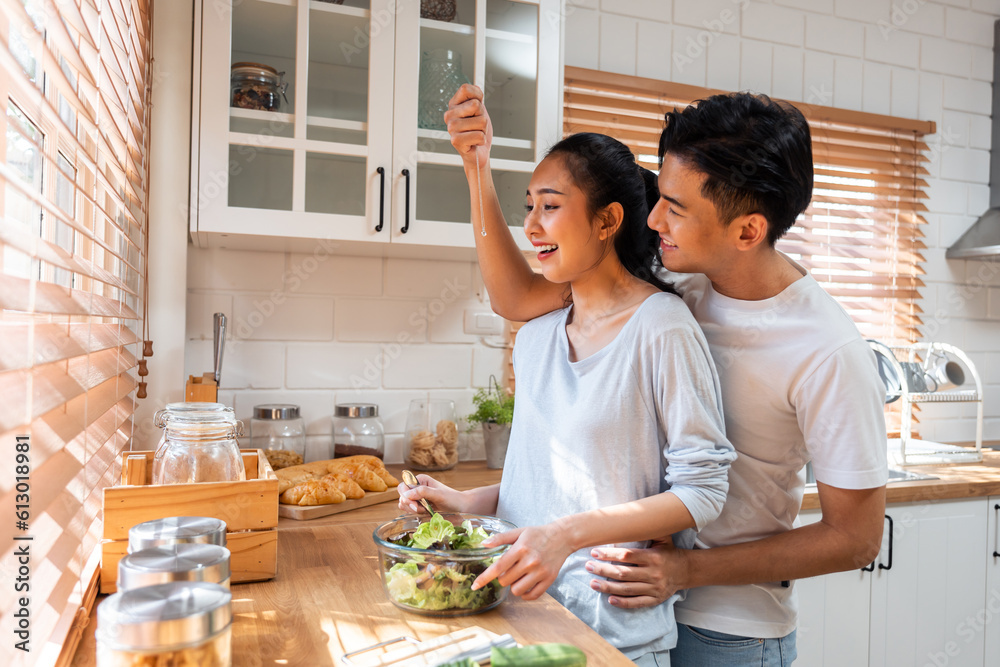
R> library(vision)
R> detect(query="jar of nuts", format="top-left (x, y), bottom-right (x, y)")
top-left (403, 399), bottom-right (459, 471)
top-left (230, 62), bottom-right (287, 112)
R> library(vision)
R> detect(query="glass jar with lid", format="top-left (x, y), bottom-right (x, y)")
top-left (230, 62), bottom-right (287, 112)
top-left (118, 543), bottom-right (232, 592)
top-left (96, 581), bottom-right (232, 667)
top-left (403, 399), bottom-right (458, 471)
top-left (129, 516), bottom-right (228, 554)
top-left (152, 404), bottom-right (245, 485)
top-left (333, 403), bottom-right (384, 460)
top-left (250, 404), bottom-right (306, 470)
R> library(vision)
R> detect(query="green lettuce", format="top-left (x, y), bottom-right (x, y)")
top-left (454, 520), bottom-right (490, 549)
top-left (410, 513), bottom-right (455, 549)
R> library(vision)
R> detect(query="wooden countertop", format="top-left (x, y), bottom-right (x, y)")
top-left (72, 453), bottom-right (1000, 664)
top-left (72, 462), bottom-right (634, 667)
top-left (801, 448), bottom-right (1000, 510)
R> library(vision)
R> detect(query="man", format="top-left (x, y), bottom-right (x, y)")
top-left (444, 85), bottom-right (888, 666)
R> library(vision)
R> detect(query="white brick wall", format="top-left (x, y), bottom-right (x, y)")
top-left (564, 0), bottom-right (1000, 442)
top-left (186, 247), bottom-right (506, 462)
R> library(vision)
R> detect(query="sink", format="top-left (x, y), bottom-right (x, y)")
top-left (885, 467), bottom-right (937, 483)
top-left (804, 462), bottom-right (936, 488)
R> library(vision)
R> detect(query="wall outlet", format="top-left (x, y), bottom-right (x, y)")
top-left (463, 309), bottom-right (505, 336)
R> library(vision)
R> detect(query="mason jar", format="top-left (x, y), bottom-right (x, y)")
top-left (152, 405), bottom-right (245, 484)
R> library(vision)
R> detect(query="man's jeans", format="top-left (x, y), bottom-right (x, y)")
top-left (669, 623), bottom-right (797, 666)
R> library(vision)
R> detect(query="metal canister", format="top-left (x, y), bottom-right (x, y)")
top-left (96, 582), bottom-right (232, 666)
top-left (128, 516), bottom-right (228, 554)
top-left (118, 544), bottom-right (232, 592)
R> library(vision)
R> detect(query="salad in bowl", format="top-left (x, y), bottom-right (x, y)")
top-left (372, 513), bottom-right (516, 616)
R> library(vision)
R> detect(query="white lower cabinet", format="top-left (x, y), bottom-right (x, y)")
top-left (797, 510), bottom-right (874, 666)
top-left (798, 497), bottom-right (991, 667)
top-left (868, 499), bottom-right (987, 667)
top-left (985, 496), bottom-right (1000, 667)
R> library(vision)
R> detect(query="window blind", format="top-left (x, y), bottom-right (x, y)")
top-left (0, 0), bottom-right (151, 664)
top-left (562, 66), bottom-right (934, 434)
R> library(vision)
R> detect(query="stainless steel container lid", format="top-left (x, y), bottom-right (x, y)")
top-left (335, 403), bottom-right (378, 418)
top-left (118, 544), bottom-right (231, 592)
top-left (97, 582), bottom-right (232, 650)
top-left (253, 403), bottom-right (301, 420)
top-left (128, 516), bottom-right (227, 553)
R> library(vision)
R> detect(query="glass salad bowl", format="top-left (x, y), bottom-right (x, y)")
top-left (372, 513), bottom-right (516, 617)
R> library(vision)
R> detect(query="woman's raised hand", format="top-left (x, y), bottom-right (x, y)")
top-left (445, 83), bottom-right (493, 169)
top-left (396, 474), bottom-right (467, 515)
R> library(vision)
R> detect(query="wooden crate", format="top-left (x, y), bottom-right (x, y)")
top-left (100, 449), bottom-right (278, 594)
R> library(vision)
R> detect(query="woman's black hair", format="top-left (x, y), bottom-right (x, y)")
top-left (546, 133), bottom-right (675, 294)
top-left (658, 92), bottom-right (813, 246)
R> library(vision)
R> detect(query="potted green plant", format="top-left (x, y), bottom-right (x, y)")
top-left (466, 376), bottom-right (515, 469)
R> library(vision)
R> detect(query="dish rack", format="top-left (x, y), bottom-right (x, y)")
top-left (882, 342), bottom-right (984, 466)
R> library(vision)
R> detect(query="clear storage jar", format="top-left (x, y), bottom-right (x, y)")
top-left (417, 49), bottom-right (469, 131)
top-left (250, 404), bottom-right (306, 470)
top-left (403, 399), bottom-right (459, 471)
top-left (152, 405), bottom-right (245, 485)
top-left (96, 582), bottom-right (232, 667)
top-left (128, 516), bottom-right (228, 554)
top-left (118, 544), bottom-right (232, 592)
top-left (333, 403), bottom-right (384, 459)
top-left (230, 62), bottom-right (286, 112)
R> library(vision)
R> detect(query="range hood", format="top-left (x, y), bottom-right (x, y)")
top-left (947, 20), bottom-right (1000, 259)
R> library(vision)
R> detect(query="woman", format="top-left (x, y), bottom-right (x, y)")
top-left (398, 119), bottom-right (735, 666)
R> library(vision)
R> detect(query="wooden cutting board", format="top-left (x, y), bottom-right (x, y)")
top-left (278, 486), bottom-right (400, 520)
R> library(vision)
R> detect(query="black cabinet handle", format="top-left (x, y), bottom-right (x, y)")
top-left (862, 561), bottom-right (875, 572)
top-left (401, 168), bottom-right (411, 234)
top-left (878, 514), bottom-right (894, 571)
top-left (993, 504), bottom-right (999, 558)
top-left (375, 167), bottom-right (385, 232)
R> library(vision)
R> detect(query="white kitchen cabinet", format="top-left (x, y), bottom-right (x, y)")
top-left (190, 0), bottom-right (561, 255)
top-left (868, 499), bottom-right (988, 667)
top-left (798, 498), bottom-right (994, 667)
top-left (986, 496), bottom-right (1000, 667)
top-left (797, 509), bottom-right (875, 666)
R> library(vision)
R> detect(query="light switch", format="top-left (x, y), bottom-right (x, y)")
top-left (464, 309), bottom-right (505, 336)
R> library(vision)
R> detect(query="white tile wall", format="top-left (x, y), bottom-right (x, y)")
top-left (743, 4), bottom-right (804, 46)
top-left (185, 249), bottom-right (507, 463)
top-left (561, 0), bottom-right (1000, 442)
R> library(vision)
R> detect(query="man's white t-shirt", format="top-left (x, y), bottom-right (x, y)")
top-left (669, 263), bottom-right (889, 638)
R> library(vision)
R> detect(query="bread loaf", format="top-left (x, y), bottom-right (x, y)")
top-left (279, 479), bottom-right (347, 506)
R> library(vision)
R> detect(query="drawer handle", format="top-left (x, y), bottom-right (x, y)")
top-left (375, 166), bottom-right (385, 232)
top-left (878, 514), bottom-right (894, 571)
top-left (994, 503), bottom-right (999, 558)
top-left (401, 168), bottom-right (411, 234)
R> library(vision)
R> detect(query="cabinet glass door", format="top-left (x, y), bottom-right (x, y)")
top-left (197, 0), bottom-right (394, 243)
top-left (392, 0), bottom-right (558, 248)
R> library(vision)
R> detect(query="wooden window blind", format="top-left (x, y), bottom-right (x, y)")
top-left (0, 0), bottom-right (151, 664)
top-left (563, 66), bottom-right (934, 345)
top-left (562, 66), bottom-right (935, 433)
